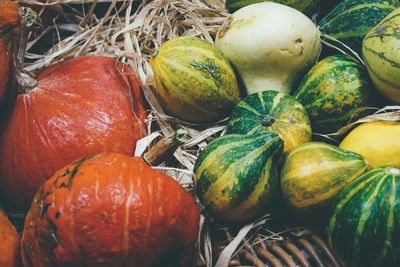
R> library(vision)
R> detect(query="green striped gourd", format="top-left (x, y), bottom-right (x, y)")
top-left (149, 36), bottom-right (241, 123)
top-left (319, 0), bottom-right (399, 56)
top-left (293, 54), bottom-right (375, 133)
top-left (226, 90), bottom-right (311, 154)
top-left (194, 132), bottom-right (283, 222)
top-left (362, 8), bottom-right (400, 103)
top-left (327, 167), bottom-right (400, 266)
top-left (319, 0), bottom-right (344, 18)
top-left (225, 0), bottom-right (320, 17)
top-left (280, 142), bottom-right (370, 213)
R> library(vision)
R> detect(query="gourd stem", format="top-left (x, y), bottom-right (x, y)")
top-left (14, 7), bottom-right (42, 95)
top-left (260, 114), bottom-right (275, 127)
top-left (143, 129), bottom-right (188, 166)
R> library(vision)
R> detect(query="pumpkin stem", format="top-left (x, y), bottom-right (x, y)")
top-left (260, 114), bottom-right (275, 127)
top-left (14, 7), bottom-right (42, 95)
top-left (143, 129), bottom-right (188, 166)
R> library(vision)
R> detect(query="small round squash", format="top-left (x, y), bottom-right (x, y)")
top-left (340, 121), bottom-right (400, 168)
top-left (21, 153), bottom-right (199, 267)
top-left (226, 90), bottom-right (311, 154)
top-left (280, 142), bottom-right (370, 213)
top-left (293, 54), bottom-right (375, 133)
top-left (149, 36), bottom-right (241, 123)
top-left (195, 132), bottom-right (284, 222)
top-left (362, 8), bottom-right (400, 103)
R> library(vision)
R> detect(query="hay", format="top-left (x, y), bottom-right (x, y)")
top-left (12, 0), bottom-right (400, 265)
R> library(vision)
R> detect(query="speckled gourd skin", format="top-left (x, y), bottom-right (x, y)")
top-left (293, 54), bottom-right (375, 133)
top-left (280, 142), bottom-right (370, 213)
top-left (362, 8), bottom-right (400, 103)
top-left (319, 0), bottom-right (399, 56)
top-left (149, 36), bottom-right (241, 123)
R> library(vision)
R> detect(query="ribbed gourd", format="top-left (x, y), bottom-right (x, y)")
top-left (362, 8), bottom-right (400, 103)
top-left (194, 132), bottom-right (283, 222)
top-left (319, 0), bottom-right (399, 56)
top-left (149, 36), bottom-right (241, 123)
top-left (226, 90), bottom-right (311, 154)
top-left (327, 167), bottom-right (400, 267)
top-left (293, 54), bottom-right (375, 133)
top-left (280, 142), bottom-right (370, 213)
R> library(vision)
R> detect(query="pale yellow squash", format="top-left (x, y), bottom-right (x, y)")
top-left (339, 121), bottom-right (400, 168)
top-left (215, 2), bottom-right (321, 95)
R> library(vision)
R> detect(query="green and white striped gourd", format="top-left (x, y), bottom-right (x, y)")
top-left (194, 132), bottom-right (283, 222)
top-left (327, 167), bottom-right (400, 266)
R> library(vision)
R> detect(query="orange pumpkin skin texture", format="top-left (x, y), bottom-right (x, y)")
top-left (0, 0), bottom-right (19, 106)
top-left (21, 153), bottom-right (199, 267)
top-left (0, 56), bottom-right (148, 209)
top-left (0, 208), bottom-right (21, 267)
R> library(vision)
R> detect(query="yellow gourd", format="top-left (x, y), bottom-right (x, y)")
top-left (339, 121), bottom-right (400, 168)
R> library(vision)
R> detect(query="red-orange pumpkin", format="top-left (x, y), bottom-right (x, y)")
top-left (0, 208), bottom-right (21, 267)
top-left (21, 153), bottom-right (199, 267)
top-left (0, 56), bottom-right (148, 209)
top-left (0, 0), bottom-right (19, 107)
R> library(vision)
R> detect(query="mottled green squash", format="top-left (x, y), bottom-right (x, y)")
top-left (319, 0), bottom-right (399, 56)
top-left (194, 132), bottom-right (283, 222)
top-left (149, 36), bottom-right (241, 123)
top-left (280, 142), bottom-right (370, 213)
top-left (225, 0), bottom-right (320, 16)
top-left (226, 90), bottom-right (311, 154)
top-left (362, 8), bottom-right (400, 103)
top-left (293, 54), bottom-right (375, 133)
top-left (327, 167), bottom-right (400, 267)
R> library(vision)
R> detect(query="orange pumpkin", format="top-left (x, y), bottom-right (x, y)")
top-left (0, 56), bottom-right (148, 209)
top-left (0, 0), bottom-right (19, 107)
top-left (0, 208), bottom-right (21, 267)
top-left (21, 153), bottom-right (199, 267)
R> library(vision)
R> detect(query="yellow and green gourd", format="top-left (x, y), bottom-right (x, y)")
top-left (319, 0), bottom-right (399, 56)
top-left (293, 54), bottom-right (375, 133)
top-left (194, 132), bottom-right (283, 222)
top-left (149, 36), bottom-right (242, 123)
top-left (280, 142), bottom-right (370, 213)
top-left (226, 90), bottom-right (311, 154)
top-left (362, 8), bottom-right (400, 103)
